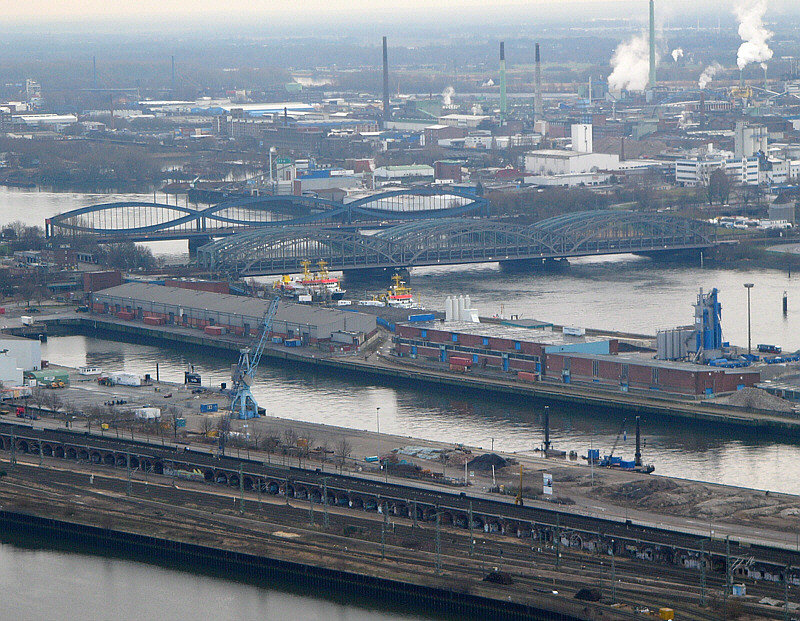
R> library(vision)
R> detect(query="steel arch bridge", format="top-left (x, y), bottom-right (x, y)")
top-left (196, 211), bottom-right (716, 276)
top-left (44, 187), bottom-right (489, 242)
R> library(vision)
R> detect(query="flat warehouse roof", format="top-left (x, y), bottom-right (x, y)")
top-left (401, 321), bottom-right (610, 347)
top-left (94, 282), bottom-right (371, 327)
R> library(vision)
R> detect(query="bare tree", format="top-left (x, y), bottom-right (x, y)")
top-left (334, 437), bottom-right (352, 473)
top-left (200, 416), bottom-right (215, 437)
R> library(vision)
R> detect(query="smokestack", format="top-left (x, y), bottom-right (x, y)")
top-left (499, 42), bottom-right (507, 123)
top-left (620, 136), bottom-right (625, 162)
top-left (648, 0), bottom-right (656, 89)
top-left (534, 43), bottom-right (544, 119)
top-left (171, 55), bottom-right (175, 91)
top-left (382, 36), bottom-right (391, 124)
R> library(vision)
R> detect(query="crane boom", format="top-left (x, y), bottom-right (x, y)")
top-left (229, 295), bottom-right (280, 420)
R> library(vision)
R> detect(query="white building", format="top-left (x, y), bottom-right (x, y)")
top-left (675, 156), bottom-right (759, 186)
top-left (437, 114), bottom-right (491, 129)
top-left (373, 165), bottom-right (434, 180)
top-left (0, 335), bottom-right (42, 386)
top-left (524, 150), bottom-right (620, 176)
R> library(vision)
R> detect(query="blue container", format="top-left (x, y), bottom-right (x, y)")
top-left (408, 313), bottom-right (436, 322)
top-left (610, 456), bottom-right (622, 466)
top-left (284, 339), bottom-right (301, 347)
top-left (200, 403), bottom-right (219, 413)
top-left (620, 460), bottom-right (635, 469)
top-left (587, 449), bottom-right (600, 461)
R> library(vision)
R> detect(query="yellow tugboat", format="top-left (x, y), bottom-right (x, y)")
top-left (380, 274), bottom-right (422, 309)
top-left (273, 260), bottom-right (346, 300)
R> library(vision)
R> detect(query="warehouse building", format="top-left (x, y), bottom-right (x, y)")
top-left (545, 352), bottom-right (760, 397)
top-left (91, 283), bottom-right (376, 343)
top-left (394, 321), bottom-right (617, 375)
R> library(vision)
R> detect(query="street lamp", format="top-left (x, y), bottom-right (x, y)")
top-left (376, 405), bottom-right (381, 461)
top-left (744, 283), bottom-right (754, 355)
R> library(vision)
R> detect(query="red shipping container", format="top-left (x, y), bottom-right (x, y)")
top-left (204, 325), bottom-right (225, 336)
top-left (518, 371), bottom-right (538, 382)
top-left (449, 356), bottom-right (472, 367)
top-left (449, 363), bottom-right (469, 373)
top-left (143, 316), bottom-right (164, 326)
top-left (116, 311), bottom-right (134, 320)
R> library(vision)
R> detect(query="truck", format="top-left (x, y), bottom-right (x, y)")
top-left (20, 316), bottom-right (34, 326)
top-left (99, 372), bottom-right (143, 387)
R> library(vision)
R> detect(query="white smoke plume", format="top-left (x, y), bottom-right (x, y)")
top-left (735, 0), bottom-right (773, 71)
top-left (441, 86), bottom-right (455, 106)
top-left (698, 62), bottom-right (723, 89)
top-left (608, 34), bottom-right (651, 93)
top-left (671, 48), bottom-right (684, 62)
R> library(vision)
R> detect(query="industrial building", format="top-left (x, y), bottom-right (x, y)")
top-left (90, 283), bottom-right (376, 344)
top-left (394, 303), bottom-right (761, 396)
top-left (394, 321), bottom-right (617, 375)
top-left (545, 352), bottom-right (759, 396)
top-left (0, 335), bottom-right (43, 386)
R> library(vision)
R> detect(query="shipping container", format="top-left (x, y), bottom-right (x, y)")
top-left (449, 356), bottom-right (472, 367)
top-left (143, 316), bottom-right (164, 326)
top-left (200, 403), bottom-right (219, 413)
top-left (271, 336), bottom-right (284, 344)
top-left (20, 316), bottom-right (34, 326)
top-left (204, 325), bottom-right (226, 336)
top-left (518, 371), bottom-right (538, 382)
top-left (116, 311), bottom-right (134, 320)
top-left (407, 313), bottom-right (435, 322)
top-left (284, 339), bottom-right (302, 347)
top-left (449, 363), bottom-right (469, 373)
top-left (134, 407), bottom-right (161, 420)
top-left (107, 372), bottom-right (142, 387)
top-left (563, 326), bottom-right (586, 337)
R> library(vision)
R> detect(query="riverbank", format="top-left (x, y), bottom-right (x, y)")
top-left (47, 313), bottom-right (800, 436)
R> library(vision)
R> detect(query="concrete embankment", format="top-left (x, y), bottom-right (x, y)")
top-left (46, 315), bottom-right (800, 435)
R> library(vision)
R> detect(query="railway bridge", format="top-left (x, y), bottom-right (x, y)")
top-left (196, 210), bottom-right (716, 277)
top-left (44, 187), bottom-right (489, 244)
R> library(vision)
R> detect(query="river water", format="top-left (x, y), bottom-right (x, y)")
top-left (0, 543), bottom-right (429, 621)
top-left (4, 187), bottom-right (800, 610)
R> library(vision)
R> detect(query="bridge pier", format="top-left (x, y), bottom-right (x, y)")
top-left (635, 249), bottom-right (705, 264)
top-left (499, 258), bottom-right (569, 273)
top-left (188, 236), bottom-right (213, 257)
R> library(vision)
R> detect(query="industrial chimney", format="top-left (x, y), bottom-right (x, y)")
top-left (382, 36), bottom-right (390, 124)
top-left (648, 0), bottom-right (656, 88)
top-left (499, 42), bottom-right (507, 123)
top-left (534, 43), bottom-right (544, 119)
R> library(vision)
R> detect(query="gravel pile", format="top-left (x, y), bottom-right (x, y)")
top-left (716, 387), bottom-right (796, 413)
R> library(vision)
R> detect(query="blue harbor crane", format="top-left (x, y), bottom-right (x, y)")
top-left (229, 295), bottom-right (281, 420)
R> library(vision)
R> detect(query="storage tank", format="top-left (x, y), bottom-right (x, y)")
top-left (445, 296), bottom-right (454, 322)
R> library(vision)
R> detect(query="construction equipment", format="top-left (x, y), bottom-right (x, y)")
top-left (229, 295), bottom-right (281, 420)
top-left (599, 418), bottom-right (627, 467)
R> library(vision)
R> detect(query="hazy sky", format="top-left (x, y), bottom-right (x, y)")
top-left (6, 0), bottom-right (790, 23)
